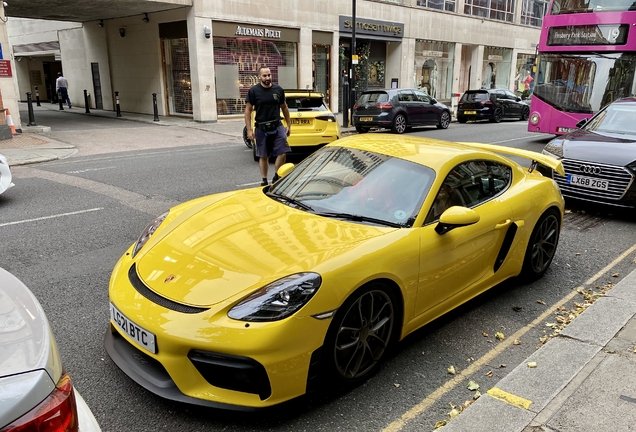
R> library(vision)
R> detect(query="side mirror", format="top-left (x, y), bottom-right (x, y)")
top-left (516, 97), bottom-right (522, 102)
top-left (277, 163), bottom-right (295, 178)
top-left (575, 118), bottom-right (588, 128)
top-left (435, 206), bottom-right (480, 234)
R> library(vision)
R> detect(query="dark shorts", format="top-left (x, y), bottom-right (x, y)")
top-left (255, 126), bottom-right (290, 158)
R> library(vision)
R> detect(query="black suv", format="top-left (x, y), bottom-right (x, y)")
top-left (352, 88), bottom-right (451, 134)
top-left (457, 89), bottom-right (529, 123)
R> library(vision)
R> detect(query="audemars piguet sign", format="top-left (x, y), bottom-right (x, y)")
top-left (235, 25), bottom-right (282, 39)
top-left (339, 16), bottom-right (404, 39)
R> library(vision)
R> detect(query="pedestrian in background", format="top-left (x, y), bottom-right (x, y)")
top-left (56, 72), bottom-right (71, 108)
top-left (244, 66), bottom-right (291, 186)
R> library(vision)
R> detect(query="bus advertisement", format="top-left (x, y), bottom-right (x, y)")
top-left (528, 0), bottom-right (636, 135)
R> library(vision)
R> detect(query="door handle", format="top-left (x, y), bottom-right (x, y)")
top-left (495, 219), bottom-right (512, 229)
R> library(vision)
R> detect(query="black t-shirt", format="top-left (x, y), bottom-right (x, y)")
top-left (246, 84), bottom-right (286, 124)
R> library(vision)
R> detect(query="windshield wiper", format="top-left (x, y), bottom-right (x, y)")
top-left (315, 212), bottom-right (404, 228)
top-left (266, 192), bottom-right (314, 211)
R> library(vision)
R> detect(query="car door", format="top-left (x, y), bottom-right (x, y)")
top-left (415, 160), bottom-right (514, 316)
top-left (504, 90), bottom-right (522, 116)
top-left (415, 91), bottom-right (437, 125)
top-left (397, 90), bottom-right (420, 124)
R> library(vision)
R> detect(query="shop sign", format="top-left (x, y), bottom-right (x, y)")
top-left (235, 25), bottom-right (282, 39)
top-left (339, 16), bottom-right (404, 39)
top-left (0, 60), bottom-right (12, 77)
top-left (547, 24), bottom-right (628, 46)
top-left (421, 50), bottom-right (443, 57)
top-left (487, 55), bottom-right (503, 61)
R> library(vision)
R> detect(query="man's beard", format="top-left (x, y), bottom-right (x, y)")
top-left (260, 79), bottom-right (272, 87)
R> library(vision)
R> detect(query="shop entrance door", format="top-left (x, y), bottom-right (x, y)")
top-left (161, 38), bottom-right (192, 115)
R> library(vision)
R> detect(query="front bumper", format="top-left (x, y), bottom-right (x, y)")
top-left (105, 259), bottom-right (331, 409)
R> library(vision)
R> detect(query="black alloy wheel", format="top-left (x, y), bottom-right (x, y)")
top-left (356, 126), bottom-right (370, 134)
top-left (325, 284), bottom-right (397, 384)
top-left (243, 126), bottom-right (253, 149)
top-left (490, 108), bottom-right (503, 123)
top-left (437, 111), bottom-right (451, 129)
top-left (457, 116), bottom-right (467, 124)
top-left (391, 114), bottom-right (407, 134)
top-left (520, 106), bottom-right (530, 121)
top-left (522, 209), bottom-right (560, 279)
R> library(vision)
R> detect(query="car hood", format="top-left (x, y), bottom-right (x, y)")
top-left (561, 129), bottom-right (636, 165)
top-left (135, 188), bottom-right (396, 307)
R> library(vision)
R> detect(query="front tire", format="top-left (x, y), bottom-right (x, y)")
top-left (391, 114), bottom-right (407, 134)
top-left (324, 283), bottom-right (397, 385)
top-left (457, 116), bottom-right (467, 124)
top-left (437, 111), bottom-right (451, 129)
top-left (522, 209), bottom-right (560, 279)
top-left (355, 126), bottom-right (370, 134)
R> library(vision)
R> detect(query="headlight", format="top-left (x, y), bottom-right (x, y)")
top-left (132, 212), bottom-right (168, 257)
top-left (228, 273), bottom-right (322, 322)
top-left (542, 139), bottom-right (564, 159)
top-left (530, 113), bottom-right (540, 125)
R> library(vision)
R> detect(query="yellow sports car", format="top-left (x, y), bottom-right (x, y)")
top-left (243, 89), bottom-right (341, 160)
top-left (105, 135), bottom-right (565, 410)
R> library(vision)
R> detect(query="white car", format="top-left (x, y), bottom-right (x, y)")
top-left (0, 267), bottom-right (101, 431)
top-left (0, 154), bottom-right (14, 195)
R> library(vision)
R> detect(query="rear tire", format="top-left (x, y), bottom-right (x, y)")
top-left (355, 126), bottom-right (370, 134)
top-left (520, 106), bottom-right (529, 121)
top-left (521, 209), bottom-right (560, 280)
top-left (391, 114), bottom-right (407, 134)
top-left (490, 108), bottom-right (503, 123)
top-left (437, 111), bottom-right (450, 129)
top-left (243, 126), bottom-right (253, 149)
top-left (323, 283), bottom-right (398, 385)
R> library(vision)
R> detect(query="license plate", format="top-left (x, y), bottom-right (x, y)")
top-left (292, 118), bottom-right (311, 125)
top-left (566, 174), bottom-right (609, 191)
top-left (360, 117), bottom-right (373, 122)
top-left (110, 302), bottom-right (157, 354)
top-left (464, 111), bottom-right (476, 115)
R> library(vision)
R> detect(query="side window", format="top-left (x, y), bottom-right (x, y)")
top-left (505, 91), bottom-right (517, 100)
top-left (494, 90), bottom-right (506, 100)
top-left (415, 91), bottom-right (430, 103)
top-left (425, 160), bottom-right (512, 224)
top-left (398, 91), bottom-right (414, 102)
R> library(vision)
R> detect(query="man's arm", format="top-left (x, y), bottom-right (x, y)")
top-left (281, 102), bottom-right (291, 137)
top-left (245, 102), bottom-right (255, 142)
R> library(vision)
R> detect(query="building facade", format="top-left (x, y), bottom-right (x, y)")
top-left (8, 0), bottom-right (546, 122)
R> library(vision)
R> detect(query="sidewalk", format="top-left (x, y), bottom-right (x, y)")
top-left (2, 102), bottom-right (636, 432)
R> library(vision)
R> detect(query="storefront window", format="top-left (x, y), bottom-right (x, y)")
top-left (313, 44), bottom-right (331, 105)
top-left (464, 0), bottom-right (516, 22)
top-left (515, 54), bottom-right (536, 96)
top-left (483, 46), bottom-right (513, 89)
top-left (413, 40), bottom-right (455, 101)
top-left (417, 0), bottom-right (456, 12)
top-left (213, 37), bottom-right (298, 115)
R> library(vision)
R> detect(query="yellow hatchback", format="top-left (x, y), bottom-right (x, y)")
top-left (106, 134), bottom-right (564, 410)
top-left (243, 90), bottom-right (341, 160)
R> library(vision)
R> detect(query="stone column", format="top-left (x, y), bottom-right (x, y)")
top-left (187, 9), bottom-right (217, 122)
top-left (299, 27), bottom-right (313, 90)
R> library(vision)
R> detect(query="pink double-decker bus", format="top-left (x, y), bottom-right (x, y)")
top-left (528, 0), bottom-right (636, 135)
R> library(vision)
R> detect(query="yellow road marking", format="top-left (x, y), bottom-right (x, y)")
top-left (382, 243), bottom-right (636, 432)
top-left (487, 387), bottom-right (532, 409)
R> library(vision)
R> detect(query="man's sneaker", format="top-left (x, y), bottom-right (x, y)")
top-left (260, 179), bottom-right (268, 186)
top-left (272, 173), bottom-right (280, 183)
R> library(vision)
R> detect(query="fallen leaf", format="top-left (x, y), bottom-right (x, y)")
top-left (467, 380), bottom-right (480, 391)
top-left (486, 370), bottom-right (493, 377)
top-left (513, 339), bottom-right (521, 345)
top-left (422, 351), bottom-right (426, 356)
top-left (449, 408), bottom-right (460, 419)
top-left (512, 305), bottom-right (522, 312)
top-left (435, 420), bottom-right (448, 428)
top-left (447, 365), bottom-right (456, 375)
top-left (537, 299), bottom-right (546, 305)
top-left (394, 383), bottom-right (400, 388)
top-left (473, 390), bottom-right (481, 400)
top-left (575, 252), bottom-right (580, 256)
top-left (565, 209), bottom-right (572, 214)
top-left (633, 347), bottom-right (636, 353)
top-left (463, 400), bottom-right (474, 408)
top-left (539, 336), bottom-right (549, 343)
top-left (556, 316), bottom-right (567, 323)
top-left (612, 273), bottom-right (620, 278)
top-left (499, 364), bottom-right (507, 368)
top-left (557, 305), bottom-right (566, 311)
top-left (495, 332), bottom-right (505, 341)
top-left (527, 361), bottom-right (537, 368)
top-left (482, 331), bottom-right (489, 337)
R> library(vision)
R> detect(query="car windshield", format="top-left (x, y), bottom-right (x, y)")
top-left (357, 92), bottom-right (389, 104)
top-left (286, 96), bottom-right (328, 111)
top-left (269, 147), bottom-right (435, 227)
top-left (461, 92), bottom-right (488, 102)
top-left (583, 102), bottom-right (636, 135)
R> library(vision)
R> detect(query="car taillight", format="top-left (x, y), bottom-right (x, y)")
top-left (315, 114), bottom-right (336, 122)
top-left (376, 103), bottom-right (392, 109)
top-left (481, 100), bottom-right (493, 105)
top-left (1, 373), bottom-right (79, 432)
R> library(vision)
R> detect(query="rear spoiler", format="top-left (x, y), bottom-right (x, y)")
top-left (457, 142), bottom-right (565, 176)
